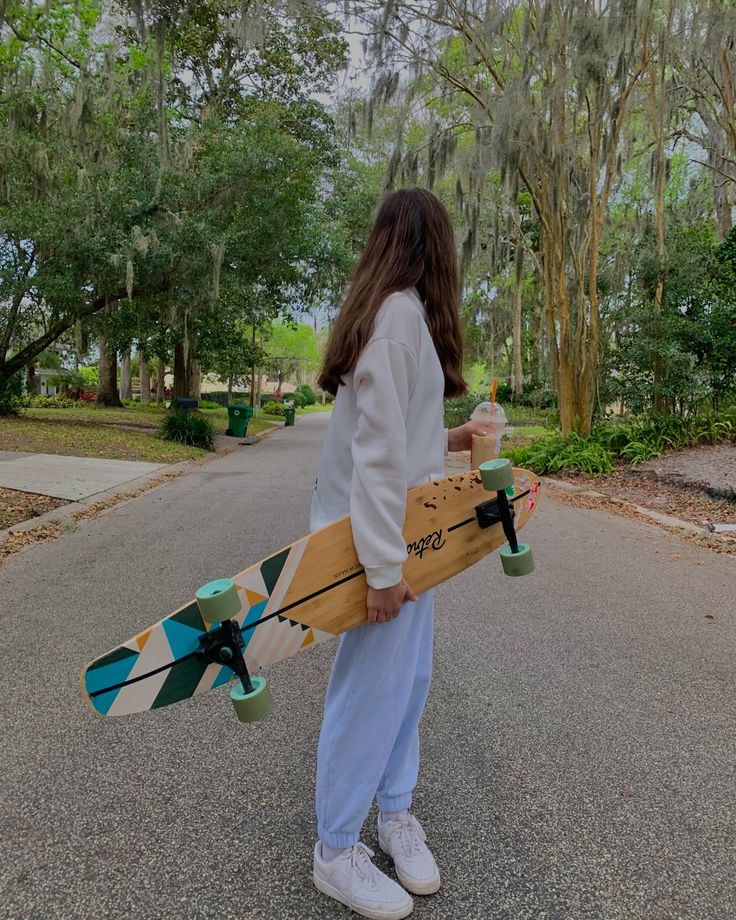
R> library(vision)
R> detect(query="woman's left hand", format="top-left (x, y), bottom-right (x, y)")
top-left (447, 420), bottom-right (491, 452)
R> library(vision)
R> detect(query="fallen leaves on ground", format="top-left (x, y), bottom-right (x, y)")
top-left (0, 468), bottom-right (190, 565)
top-left (0, 488), bottom-right (65, 530)
top-left (546, 471), bottom-right (736, 556)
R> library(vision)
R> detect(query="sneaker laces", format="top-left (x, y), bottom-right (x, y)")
top-left (344, 843), bottom-right (380, 905)
top-left (387, 814), bottom-right (427, 860)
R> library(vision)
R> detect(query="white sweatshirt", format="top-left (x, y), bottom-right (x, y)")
top-left (310, 288), bottom-right (447, 589)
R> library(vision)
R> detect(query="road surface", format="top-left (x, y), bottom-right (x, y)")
top-left (1, 413), bottom-right (734, 920)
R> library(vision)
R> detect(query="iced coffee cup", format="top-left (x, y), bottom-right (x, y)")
top-left (470, 401), bottom-right (510, 469)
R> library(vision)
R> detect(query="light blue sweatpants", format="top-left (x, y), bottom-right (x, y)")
top-left (316, 590), bottom-right (434, 848)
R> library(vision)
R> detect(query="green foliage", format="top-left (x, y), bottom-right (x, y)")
top-left (158, 411), bottom-right (215, 450)
top-left (296, 384), bottom-right (317, 405)
top-left (289, 391), bottom-right (306, 408)
top-left (262, 400), bottom-right (285, 416)
top-left (444, 393), bottom-right (487, 428)
top-left (507, 407), bottom-right (736, 473)
top-left (505, 434), bottom-right (615, 475)
top-left (0, 0), bottom-right (347, 396)
top-left (15, 394), bottom-right (78, 409)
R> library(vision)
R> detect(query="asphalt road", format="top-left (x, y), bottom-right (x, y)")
top-left (1, 413), bottom-right (734, 920)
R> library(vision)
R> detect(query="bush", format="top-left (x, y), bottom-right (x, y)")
top-left (296, 384), bottom-right (317, 406)
top-left (289, 391), bottom-right (306, 408)
top-left (158, 411), bottom-right (215, 450)
top-left (444, 393), bottom-right (485, 428)
top-left (199, 399), bottom-right (223, 410)
top-left (505, 432), bottom-right (615, 475)
top-left (16, 394), bottom-right (78, 409)
top-left (263, 400), bottom-right (285, 417)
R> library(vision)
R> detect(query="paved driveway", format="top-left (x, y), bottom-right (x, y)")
top-left (1, 414), bottom-right (734, 919)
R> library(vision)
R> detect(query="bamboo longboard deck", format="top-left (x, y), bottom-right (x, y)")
top-left (82, 468), bottom-right (540, 718)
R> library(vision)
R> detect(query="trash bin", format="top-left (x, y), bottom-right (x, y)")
top-left (175, 397), bottom-right (199, 412)
top-left (283, 403), bottom-right (296, 427)
top-left (226, 404), bottom-right (254, 437)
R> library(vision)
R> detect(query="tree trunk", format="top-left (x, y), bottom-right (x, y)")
top-left (156, 359), bottom-right (166, 401)
top-left (250, 323), bottom-right (257, 408)
top-left (139, 353), bottom-right (151, 404)
top-left (173, 342), bottom-right (187, 399)
top-left (188, 358), bottom-right (201, 399)
top-left (173, 343), bottom-right (200, 400)
top-left (228, 372), bottom-right (234, 403)
top-left (120, 348), bottom-right (132, 401)
top-left (512, 247), bottom-right (524, 398)
top-left (97, 336), bottom-right (122, 407)
top-left (714, 174), bottom-right (732, 240)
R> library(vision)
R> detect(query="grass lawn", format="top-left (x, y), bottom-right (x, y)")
top-left (0, 414), bottom-right (205, 463)
top-left (25, 403), bottom-right (277, 437)
top-left (7, 403), bottom-right (278, 462)
top-left (296, 403), bottom-right (333, 414)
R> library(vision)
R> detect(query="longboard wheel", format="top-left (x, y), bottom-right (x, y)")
top-left (479, 458), bottom-right (514, 492)
top-left (500, 542), bottom-right (534, 576)
top-left (195, 578), bottom-right (240, 623)
top-left (231, 676), bottom-right (273, 723)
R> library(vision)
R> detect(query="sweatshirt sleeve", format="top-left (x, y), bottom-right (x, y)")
top-left (350, 336), bottom-right (417, 589)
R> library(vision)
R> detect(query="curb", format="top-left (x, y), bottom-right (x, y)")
top-left (541, 475), bottom-right (711, 538)
top-left (0, 423), bottom-right (277, 549)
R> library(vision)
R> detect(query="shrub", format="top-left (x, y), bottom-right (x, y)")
top-left (199, 399), bottom-right (222, 410)
top-left (263, 400), bottom-right (285, 417)
top-left (16, 394), bottom-right (78, 409)
top-left (158, 411), bottom-right (215, 450)
top-left (505, 432), bottom-right (615, 475)
top-left (296, 384), bottom-right (317, 406)
top-left (444, 393), bottom-right (486, 428)
top-left (289, 391), bottom-right (306, 408)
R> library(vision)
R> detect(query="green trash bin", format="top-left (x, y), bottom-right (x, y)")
top-left (226, 404), bottom-right (254, 437)
top-left (283, 403), bottom-right (296, 427)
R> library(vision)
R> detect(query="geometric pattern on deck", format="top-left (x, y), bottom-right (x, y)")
top-left (83, 542), bottom-right (331, 717)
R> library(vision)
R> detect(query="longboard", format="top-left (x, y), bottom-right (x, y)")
top-left (82, 465), bottom-right (540, 719)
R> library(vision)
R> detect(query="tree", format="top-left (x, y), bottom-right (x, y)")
top-left (0, 0), bottom-right (347, 405)
top-left (357, 0), bottom-right (663, 434)
top-left (264, 322), bottom-right (321, 390)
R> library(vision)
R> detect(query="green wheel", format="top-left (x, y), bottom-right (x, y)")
top-left (479, 458), bottom-right (515, 492)
top-left (499, 542), bottom-right (534, 577)
top-left (195, 578), bottom-right (240, 624)
top-left (231, 676), bottom-right (273, 723)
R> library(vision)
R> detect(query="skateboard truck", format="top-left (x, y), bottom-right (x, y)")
top-left (477, 460), bottom-right (534, 576)
top-left (194, 578), bottom-right (274, 723)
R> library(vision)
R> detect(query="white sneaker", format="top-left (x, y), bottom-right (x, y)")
top-left (313, 841), bottom-right (414, 919)
top-left (378, 813), bottom-right (441, 895)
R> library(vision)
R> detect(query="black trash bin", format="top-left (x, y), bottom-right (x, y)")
top-left (175, 397), bottom-right (199, 412)
top-left (226, 404), bottom-right (254, 437)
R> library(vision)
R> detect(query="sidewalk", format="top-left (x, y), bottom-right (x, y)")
top-left (0, 450), bottom-right (166, 501)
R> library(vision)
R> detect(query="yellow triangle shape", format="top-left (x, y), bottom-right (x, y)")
top-left (137, 628), bottom-right (152, 652)
top-left (300, 630), bottom-right (314, 649)
top-left (245, 588), bottom-right (268, 606)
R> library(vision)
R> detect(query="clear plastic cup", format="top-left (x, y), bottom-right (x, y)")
top-left (470, 401), bottom-right (511, 467)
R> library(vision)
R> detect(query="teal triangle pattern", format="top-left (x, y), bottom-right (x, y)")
top-left (85, 650), bottom-right (139, 697)
top-left (162, 617), bottom-right (205, 659)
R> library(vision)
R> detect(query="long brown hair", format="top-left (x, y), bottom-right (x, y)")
top-left (318, 187), bottom-right (466, 397)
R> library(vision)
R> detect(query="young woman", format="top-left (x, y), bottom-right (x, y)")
top-left (310, 188), bottom-right (488, 919)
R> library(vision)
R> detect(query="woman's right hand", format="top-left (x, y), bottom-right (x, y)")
top-left (367, 580), bottom-right (418, 624)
